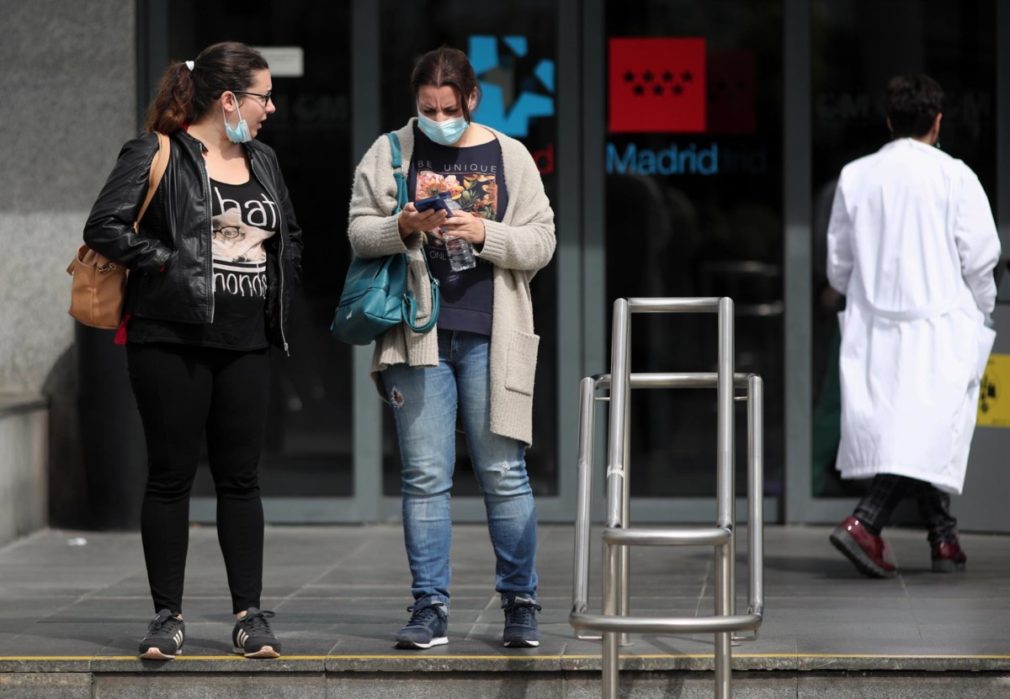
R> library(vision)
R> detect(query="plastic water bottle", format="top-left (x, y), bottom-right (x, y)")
top-left (442, 198), bottom-right (476, 271)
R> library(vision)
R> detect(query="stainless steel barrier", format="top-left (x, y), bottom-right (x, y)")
top-left (569, 297), bottom-right (765, 699)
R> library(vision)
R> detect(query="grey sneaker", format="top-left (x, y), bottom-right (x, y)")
top-left (138, 609), bottom-right (185, 660)
top-left (395, 599), bottom-right (448, 649)
top-left (502, 594), bottom-right (541, 648)
top-left (232, 608), bottom-right (281, 659)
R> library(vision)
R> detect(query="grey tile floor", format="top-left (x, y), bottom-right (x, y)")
top-left (0, 524), bottom-right (1007, 672)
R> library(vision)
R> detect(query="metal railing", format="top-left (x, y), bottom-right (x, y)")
top-left (569, 297), bottom-right (765, 699)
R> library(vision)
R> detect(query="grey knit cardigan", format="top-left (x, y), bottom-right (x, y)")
top-left (347, 119), bottom-right (556, 445)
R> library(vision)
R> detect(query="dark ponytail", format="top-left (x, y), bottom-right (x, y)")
top-left (144, 62), bottom-right (194, 133)
top-left (144, 41), bottom-right (269, 134)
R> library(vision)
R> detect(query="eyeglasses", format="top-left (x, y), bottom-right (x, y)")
top-left (234, 90), bottom-right (273, 107)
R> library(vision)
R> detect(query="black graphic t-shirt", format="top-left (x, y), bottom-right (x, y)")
top-left (128, 177), bottom-right (278, 350)
top-left (408, 124), bottom-right (508, 336)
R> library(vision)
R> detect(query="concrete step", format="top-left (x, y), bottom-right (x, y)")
top-left (4, 668), bottom-right (1010, 698)
top-left (3, 656), bottom-right (1010, 699)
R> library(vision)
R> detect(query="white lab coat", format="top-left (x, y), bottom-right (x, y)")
top-left (827, 138), bottom-right (1000, 494)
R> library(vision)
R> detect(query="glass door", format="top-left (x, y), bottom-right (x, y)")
top-left (602, 0), bottom-right (785, 521)
top-left (793, 0), bottom-right (998, 524)
top-left (148, 0), bottom-right (359, 520)
top-left (375, 0), bottom-right (563, 520)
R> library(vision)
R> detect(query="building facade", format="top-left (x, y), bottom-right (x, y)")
top-left (3, 0), bottom-right (1008, 529)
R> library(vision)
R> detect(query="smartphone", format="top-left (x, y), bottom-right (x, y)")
top-left (414, 194), bottom-right (454, 215)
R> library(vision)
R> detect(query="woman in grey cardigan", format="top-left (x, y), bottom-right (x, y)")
top-left (347, 47), bottom-right (555, 649)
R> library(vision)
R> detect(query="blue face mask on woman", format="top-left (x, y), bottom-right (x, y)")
top-left (417, 113), bottom-right (468, 146)
top-left (223, 99), bottom-right (252, 144)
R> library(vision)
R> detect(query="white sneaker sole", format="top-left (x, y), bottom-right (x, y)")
top-left (395, 636), bottom-right (449, 649)
top-left (233, 645), bottom-right (280, 659)
top-left (504, 639), bottom-right (540, 648)
top-left (139, 647), bottom-right (179, 660)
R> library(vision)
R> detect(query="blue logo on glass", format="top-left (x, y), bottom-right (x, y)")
top-left (468, 36), bottom-right (554, 137)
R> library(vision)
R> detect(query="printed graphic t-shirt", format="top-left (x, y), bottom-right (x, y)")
top-left (127, 177), bottom-right (278, 350)
top-left (408, 124), bottom-right (508, 336)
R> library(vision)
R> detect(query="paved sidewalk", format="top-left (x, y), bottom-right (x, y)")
top-left (0, 524), bottom-right (1008, 672)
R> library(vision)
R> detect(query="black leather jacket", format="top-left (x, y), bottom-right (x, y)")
top-left (83, 130), bottom-right (303, 352)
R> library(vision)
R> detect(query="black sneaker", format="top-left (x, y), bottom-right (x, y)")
top-left (232, 608), bottom-right (281, 659)
top-left (138, 609), bottom-right (185, 660)
top-left (502, 594), bottom-right (541, 648)
top-left (395, 599), bottom-right (448, 649)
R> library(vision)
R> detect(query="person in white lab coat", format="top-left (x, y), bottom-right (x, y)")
top-left (826, 74), bottom-right (1000, 579)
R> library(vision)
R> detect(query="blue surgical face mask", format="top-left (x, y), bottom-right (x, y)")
top-left (417, 113), bottom-right (468, 146)
top-left (223, 99), bottom-right (252, 144)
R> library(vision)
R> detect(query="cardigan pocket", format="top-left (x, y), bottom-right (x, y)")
top-left (505, 330), bottom-right (540, 396)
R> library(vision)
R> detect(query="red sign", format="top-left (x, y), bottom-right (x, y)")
top-left (707, 50), bottom-right (757, 135)
top-left (609, 38), bottom-right (707, 133)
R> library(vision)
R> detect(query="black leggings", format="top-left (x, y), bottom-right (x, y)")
top-left (127, 343), bottom-right (270, 615)
top-left (853, 474), bottom-right (958, 543)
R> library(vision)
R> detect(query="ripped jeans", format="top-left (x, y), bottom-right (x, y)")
top-left (382, 330), bottom-right (538, 606)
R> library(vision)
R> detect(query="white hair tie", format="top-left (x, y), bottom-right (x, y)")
top-left (184, 60), bottom-right (195, 71)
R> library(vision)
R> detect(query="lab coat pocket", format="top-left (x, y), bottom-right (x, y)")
top-left (505, 330), bottom-right (540, 397)
top-left (976, 325), bottom-right (997, 383)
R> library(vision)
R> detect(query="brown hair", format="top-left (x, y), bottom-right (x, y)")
top-left (409, 46), bottom-right (480, 122)
top-left (144, 41), bottom-right (269, 134)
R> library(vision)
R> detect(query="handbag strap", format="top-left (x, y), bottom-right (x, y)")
top-left (402, 279), bottom-right (441, 334)
top-left (386, 132), bottom-right (408, 215)
top-left (386, 131), bottom-right (439, 334)
top-left (135, 132), bottom-right (171, 227)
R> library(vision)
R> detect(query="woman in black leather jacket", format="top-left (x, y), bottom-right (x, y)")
top-left (83, 41), bottom-right (302, 662)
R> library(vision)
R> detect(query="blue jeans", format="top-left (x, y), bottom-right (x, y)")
top-left (382, 330), bottom-right (538, 607)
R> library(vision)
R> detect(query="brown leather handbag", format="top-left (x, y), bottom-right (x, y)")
top-left (68, 132), bottom-right (171, 329)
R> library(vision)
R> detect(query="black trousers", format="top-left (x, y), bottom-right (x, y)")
top-left (853, 474), bottom-right (958, 543)
top-left (127, 343), bottom-right (270, 615)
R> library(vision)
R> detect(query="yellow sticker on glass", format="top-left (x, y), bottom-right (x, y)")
top-left (978, 354), bottom-right (1010, 426)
